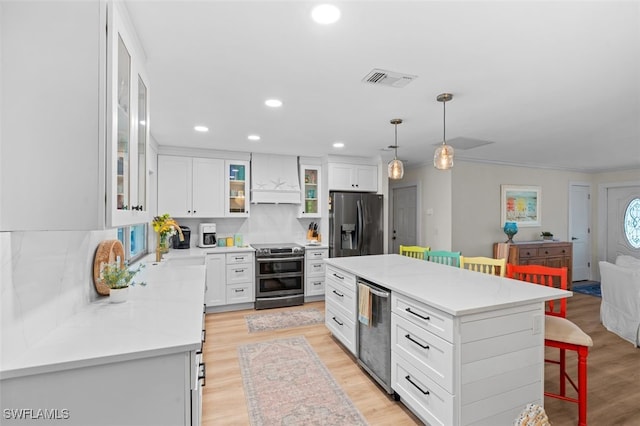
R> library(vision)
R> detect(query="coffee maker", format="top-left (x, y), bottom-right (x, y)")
top-left (172, 226), bottom-right (191, 249)
top-left (199, 223), bottom-right (217, 248)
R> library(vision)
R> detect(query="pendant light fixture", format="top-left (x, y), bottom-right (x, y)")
top-left (434, 93), bottom-right (454, 170)
top-left (388, 118), bottom-right (404, 180)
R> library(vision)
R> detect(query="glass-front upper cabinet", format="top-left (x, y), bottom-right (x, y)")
top-left (107, 2), bottom-right (149, 228)
top-left (299, 165), bottom-right (321, 218)
top-left (225, 160), bottom-right (250, 217)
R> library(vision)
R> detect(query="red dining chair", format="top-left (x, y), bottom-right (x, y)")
top-left (506, 264), bottom-right (593, 426)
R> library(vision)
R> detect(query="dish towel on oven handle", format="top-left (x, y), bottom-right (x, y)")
top-left (358, 283), bottom-right (372, 326)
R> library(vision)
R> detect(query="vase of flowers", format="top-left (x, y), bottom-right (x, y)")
top-left (152, 213), bottom-right (184, 262)
top-left (99, 262), bottom-right (146, 303)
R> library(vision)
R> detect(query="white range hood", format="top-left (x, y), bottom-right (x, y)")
top-left (250, 153), bottom-right (300, 204)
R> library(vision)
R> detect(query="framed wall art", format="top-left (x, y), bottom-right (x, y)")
top-left (501, 185), bottom-right (541, 227)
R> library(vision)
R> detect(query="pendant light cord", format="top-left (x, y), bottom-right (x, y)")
top-left (442, 100), bottom-right (446, 145)
top-left (394, 123), bottom-right (399, 158)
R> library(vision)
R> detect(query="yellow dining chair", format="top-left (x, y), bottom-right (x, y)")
top-left (399, 245), bottom-right (430, 260)
top-left (460, 256), bottom-right (507, 277)
top-left (425, 250), bottom-right (461, 267)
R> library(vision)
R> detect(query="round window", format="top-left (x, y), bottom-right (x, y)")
top-left (624, 197), bottom-right (640, 249)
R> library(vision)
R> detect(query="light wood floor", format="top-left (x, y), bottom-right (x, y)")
top-left (202, 294), bottom-right (640, 426)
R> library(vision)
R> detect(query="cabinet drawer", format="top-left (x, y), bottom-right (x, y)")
top-left (307, 249), bottom-right (328, 260)
top-left (537, 246), bottom-right (570, 257)
top-left (325, 301), bottom-right (356, 355)
top-left (226, 253), bottom-right (252, 264)
top-left (306, 259), bottom-right (326, 276)
top-left (326, 265), bottom-right (356, 288)
top-left (306, 278), bottom-right (325, 296)
top-left (392, 353), bottom-right (454, 426)
top-left (392, 312), bottom-right (454, 393)
top-left (226, 283), bottom-right (253, 304)
top-left (226, 263), bottom-right (253, 284)
top-left (325, 279), bottom-right (356, 317)
top-left (517, 248), bottom-right (538, 259)
top-left (392, 293), bottom-right (454, 343)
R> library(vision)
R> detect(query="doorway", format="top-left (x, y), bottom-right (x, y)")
top-left (604, 184), bottom-right (640, 263)
top-left (390, 184), bottom-right (419, 254)
top-left (569, 182), bottom-right (591, 281)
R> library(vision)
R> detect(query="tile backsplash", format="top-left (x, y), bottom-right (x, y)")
top-left (1, 229), bottom-right (116, 361)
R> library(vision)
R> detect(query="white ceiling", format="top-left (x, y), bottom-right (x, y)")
top-left (125, 0), bottom-right (640, 173)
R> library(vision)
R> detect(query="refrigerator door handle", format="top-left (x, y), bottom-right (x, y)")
top-left (356, 199), bottom-right (363, 252)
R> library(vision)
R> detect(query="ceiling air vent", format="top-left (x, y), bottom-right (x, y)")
top-left (362, 69), bottom-right (417, 88)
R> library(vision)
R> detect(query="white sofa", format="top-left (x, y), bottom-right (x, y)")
top-left (599, 255), bottom-right (640, 347)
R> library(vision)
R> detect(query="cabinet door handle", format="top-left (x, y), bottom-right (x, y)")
top-left (235, 288), bottom-right (244, 293)
top-left (235, 269), bottom-right (244, 273)
top-left (405, 375), bottom-right (429, 395)
top-left (202, 329), bottom-right (206, 343)
top-left (405, 334), bottom-right (430, 350)
top-left (406, 307), bottom-right (430, 321)
top-left (198, 362), bottom-right (206, 387)
top-left (332, 316), bottom-right (344, 326)
top-left (332, 289), bottom-right (344, 297)
top-left (333, 273), bottom-right (344, 280)
top-left (313, 281), bottom-right (322, 286)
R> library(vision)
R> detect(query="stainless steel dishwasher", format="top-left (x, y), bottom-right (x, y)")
top-left (357, 278), bottom-right (393, 394)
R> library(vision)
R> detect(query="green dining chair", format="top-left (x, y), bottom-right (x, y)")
top-left (425, 250), bottom-right (461, 267)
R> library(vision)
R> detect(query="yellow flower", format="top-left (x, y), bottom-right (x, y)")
top-left (152, 214), bottom-right (184, 241)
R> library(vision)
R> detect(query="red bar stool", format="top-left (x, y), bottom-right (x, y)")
top-left (507, 264), bottom-right (593, 426)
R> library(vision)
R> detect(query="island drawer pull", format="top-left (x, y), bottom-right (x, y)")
top-left (332, 316), bottom-right (344, 326)
top-left (405, 334), bottom-right (430, 350)
top-left (235, 288), bottom-right (244, 293)
top-left (198, 362), bottom-right (206, 387)
top-left (405, 375), bottom-right (429, 395)
top-left (201, 329), bottom-right (206, 343)
top-left (332, 289), bottom-right (344, 297)
top-left (406, 307), bottom-right (430, 321)
top-left (235, 269), bottom-right (245, 273)
top-left (333, 273), bottom-right (345, 280)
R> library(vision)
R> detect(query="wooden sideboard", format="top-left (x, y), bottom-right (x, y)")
top-left (494, 241), bottom-right (573, 288)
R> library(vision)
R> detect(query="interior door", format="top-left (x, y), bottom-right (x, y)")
top-left (391, 186), bottom-right (418, 254)
top-left (606, 185), bottom-right (640, 262)
top-left (569, 183), bottom-right (591, 281)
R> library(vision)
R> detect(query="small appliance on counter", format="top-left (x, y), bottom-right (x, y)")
top-left (198, 223), bottom-right (217, 248)
top-left (172, 226), bottom-right (191, 249)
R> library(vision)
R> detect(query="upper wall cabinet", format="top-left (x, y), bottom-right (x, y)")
top-left (299, 165), bottom-right (322, 218)
top-left (226, 160), bottom-right (250, 217)
top-left (327, 163), bottom-right (378, 192)
top-left (107, 2), bottom-right (150, 227)
top-left (0, 1), bottom-right (149, 231)
top-left (157, 156), bottom-right (224, 218)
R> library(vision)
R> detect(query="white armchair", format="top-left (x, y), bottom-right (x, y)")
top-left (599, 255), bottom-right (640, 347)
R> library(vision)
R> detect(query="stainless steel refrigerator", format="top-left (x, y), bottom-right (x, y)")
top-left (329, 192), bottom-right (383, 257)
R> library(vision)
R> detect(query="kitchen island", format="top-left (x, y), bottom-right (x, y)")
top-left (0, 262), bottom-right (206, 426)
top-left (325, 254), bottom-right (571, 426)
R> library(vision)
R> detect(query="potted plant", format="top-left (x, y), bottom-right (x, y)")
top-left (541, 231), bottom-right (554, 240)
top-left (99, 262), bottom-right (146, 303)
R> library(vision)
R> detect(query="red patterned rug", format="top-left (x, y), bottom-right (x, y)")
top-left (245, 308), bottom-right (325, 333)
top-left (237, 336), bottom-right (368, 425)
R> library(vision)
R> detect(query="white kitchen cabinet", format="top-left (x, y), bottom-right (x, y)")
top-left (157, 156), bottom-right (224, 218)
top-left (305, 247), bottom-right (328, 299)
top-left (327, 163), bottom-right (378, 192)
top-left (1, 1), bottom-right (149, 230)
top-left (225, 160), bottom-right (250, 217)
top-left (106, 2), bottom-right (150, 227)
top-left (324, 265), bottom-right (357, 355)
top-left (299, 165), bottom-right (322, 217)
top-left (205, 254), bottom-right (226, 307)
top-left (225, 252), bottom-right (254, 304)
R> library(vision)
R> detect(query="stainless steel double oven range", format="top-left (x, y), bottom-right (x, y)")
top-left (252, 243), bottom-right (305, 309)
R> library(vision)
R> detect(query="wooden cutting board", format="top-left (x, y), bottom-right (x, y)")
top-left (93, 240), bottom-right (125, 296)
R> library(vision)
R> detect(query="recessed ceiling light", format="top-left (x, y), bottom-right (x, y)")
top-left (311, 4), bottom-right (341, 24)
top-left (333, 142), bottom-right (344, 148)
top-left (248, 135), bottom-right (261, 141)
top-left (194, 125), bottom-right (209, 132)
top-left (265, 99), bottom-right (283, 108)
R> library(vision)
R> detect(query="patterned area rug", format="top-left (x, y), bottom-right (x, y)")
top-left (245, 308), bottom-right (325, 333)
top-left (238, 336), bottom-right (368, 426)
top-left (572, 281), bottom-right (601, 297)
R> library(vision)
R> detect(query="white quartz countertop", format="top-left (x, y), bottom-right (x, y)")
top-left (0, 263), bottom-right (206, 380)
top-left (325, 254), bottom-right (572, 316)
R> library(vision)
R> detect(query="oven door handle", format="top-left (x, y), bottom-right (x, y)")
top-left (256, 256), bottom-right (305, 262)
